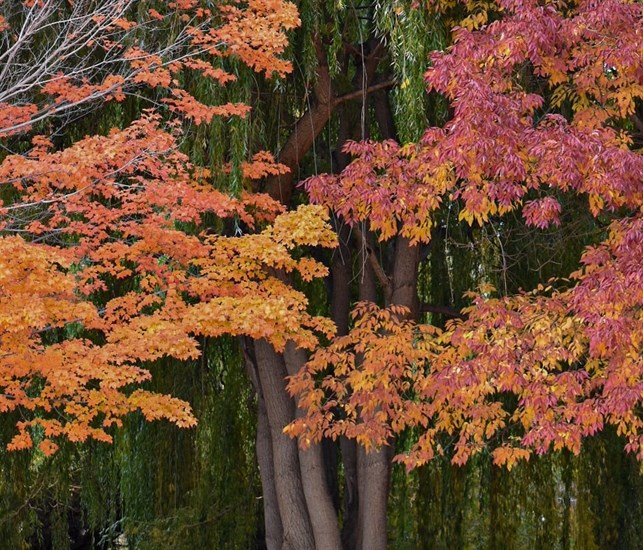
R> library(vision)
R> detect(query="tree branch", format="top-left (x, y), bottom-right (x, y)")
top-left (352, 224), bottom-right (391, 296)
top-left (332, 80), bottom-right (396, 107)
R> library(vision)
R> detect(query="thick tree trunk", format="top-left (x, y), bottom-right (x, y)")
top-left (389, 235), bottom-right (420, 316)
top-left (353, 236), bottom-right (393, 550)
top-left (356, 446), bottom-right (393, 550)
top-left (252, 30), bottom-right (401, 550)
top-left (354, 234), bottom-right (420, 550)
top-left (256, 396), bottom-right (284, 550)
top-left (284, 343), bottom-right (343, 550)
top-left (254, 340), bottom-right (315, 550)
top-left (242, 341), bottom-right (283, 550)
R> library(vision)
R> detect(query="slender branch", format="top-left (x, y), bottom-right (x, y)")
top-left (332, 80), bottom-right (396, 107)
top-left (352, 224), bottom-right (390, 295)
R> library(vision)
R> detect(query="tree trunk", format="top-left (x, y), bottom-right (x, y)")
top-left (389, 235), bottom-right (420, 316)
top-left (356, 446), bottom-right (392, 550)
top-left (252, 29), bottom-right (402, 550)
top-left (353, 235), bottom-right (392, 550)
top-left (242, 340), bottom-right (283, 550)
top-left (284, 343), bottom-right (343, 550)
top-left (257, 395), bottom-right (284, 550)
top-left (254, 339), bottom-right (316, 550)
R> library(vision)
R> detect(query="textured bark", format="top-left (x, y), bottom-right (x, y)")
top-left (257, 396), bottom-right (284, 550)
top-left (284, 343), bottom-right (343, 550)
top-left (331, 222), bottom-right (352, 337)
top-left (254, 340), bottom-right (315, 550)
top-left (389, 235), bottom-right (420, 316)
top-left (242, 340), bottom-right (283, 550)
top-left (356, 446), bottom-right (393, 550)
top-left (354, 240), bottom-right (391, 550)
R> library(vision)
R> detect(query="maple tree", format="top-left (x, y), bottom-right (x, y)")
top-left (0, 0), bottom-right (340, 458)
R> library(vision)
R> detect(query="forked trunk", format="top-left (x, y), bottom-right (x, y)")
top-left (285, 343), bottom-right (343, 550)
top-left (254, 339), bottom-right (315, 550)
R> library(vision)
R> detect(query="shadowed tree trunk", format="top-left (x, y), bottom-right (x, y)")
top-left (243, 340), bottom-right (283, 549)
top-left (254, 339), bottom-right (315, 550)
top-left (251, 20), bottom-right (402, 550)
top-left (256, 396), bottom-right (284, 549)
top-left (285, 343), bottom-right (343, 550)
top-left (353, 228), bottom-right (391, 550)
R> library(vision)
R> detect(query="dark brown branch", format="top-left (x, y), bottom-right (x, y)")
top-left (263, 36), bottom-right (392, 207)
top-left (352, 225), bottom-right (391, 297)
top-left (420, 303), bottom-right (464, 319)
top-left (262, 37), bottom-right (334, 206)
top-left (332, 80), bottom-right (396, 107)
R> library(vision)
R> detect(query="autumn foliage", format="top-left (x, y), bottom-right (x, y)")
top-left (0, 0), bottom-right (340, 455)
top-left (289, 0), bottom-right (642, 468)
top-left (288, 215), bottom-right (643, 469)
top-left (0, 0), bottom-right (641, 478)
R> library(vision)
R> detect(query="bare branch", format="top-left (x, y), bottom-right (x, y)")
top-left (352, 224), bottom-right (391, 295)
top-left (0, 0), bottom-right (215, 137)
top-left (332, 80), bottom-right (396, 107)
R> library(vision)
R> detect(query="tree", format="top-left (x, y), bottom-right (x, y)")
top-left (281, 0), bottom-right (641, 548)
top-left (0, 0), bottom-right (338, 451)
top-left (1, 1), bottom-right (641, 549)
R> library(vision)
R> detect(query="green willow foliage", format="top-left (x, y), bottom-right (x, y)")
top-left (114, 340), bottom-right (259, 550)
top-left (374, 0), bottom-right (446, 142)
top-left (0, 338), bottom-right (260, 549)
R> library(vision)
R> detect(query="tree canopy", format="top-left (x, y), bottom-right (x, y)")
top-left (0, 0), bottom-right (641, 548)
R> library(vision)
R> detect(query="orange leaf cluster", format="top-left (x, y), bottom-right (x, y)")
top-left (0, 0), bottom-right (300, 136)
top-left (0, 0), bottom-right (343, 455)
top-left (288, 215), bottom-right (642, 468)
top-left (1, 108), bottom-right (337, 453)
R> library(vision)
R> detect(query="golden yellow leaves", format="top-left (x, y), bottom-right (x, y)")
top-left (185, 205), bottom-right (336, 351)
top-left (0, 181), bottom-right (339, 455)
top-left (491, 446), bottom-right (531, 471)
top-left (0, 0), bottom-right (331, 459)
top-left (268, 205), bottom-right (338, 250)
